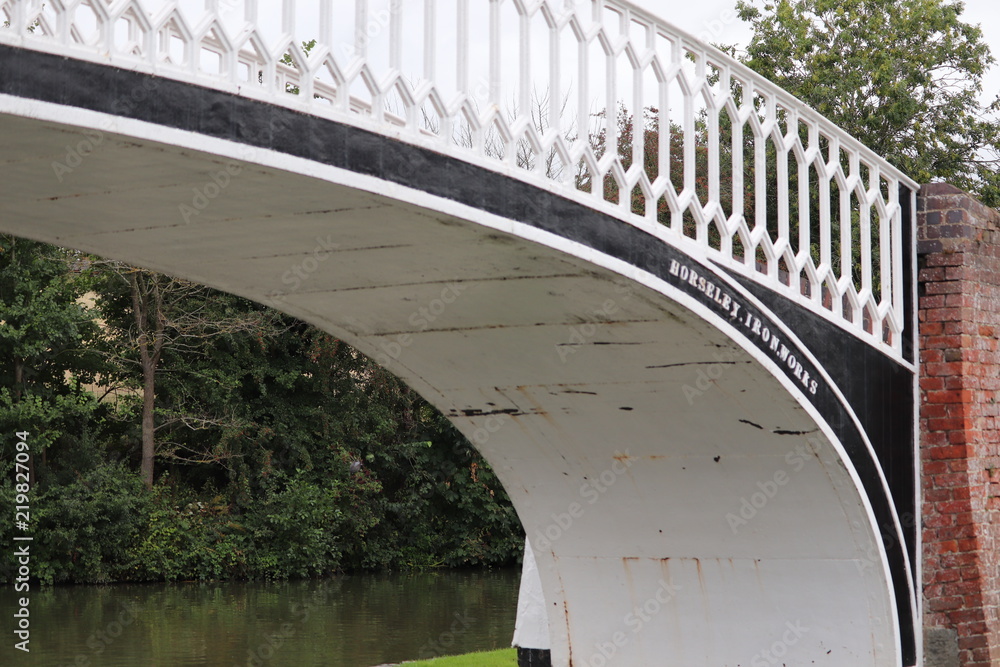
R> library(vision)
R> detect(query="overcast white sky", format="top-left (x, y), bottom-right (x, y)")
top-left (646, 0), bottom-right (1000, 105)
top-left (169, 0), bottom-right (1000, 110)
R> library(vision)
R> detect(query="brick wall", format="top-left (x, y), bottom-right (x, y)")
top-left (918, 183), bottom-right (1000, 666)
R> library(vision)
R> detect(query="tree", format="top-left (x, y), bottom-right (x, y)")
top-left (0, 236), bottom-right (103, 477)
top-left (92, 264), bottom-right (278, 487)
top-left (737, 0), bottom-right (1000, 204)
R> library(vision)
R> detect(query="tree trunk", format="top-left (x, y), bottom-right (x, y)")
top-left (140, 355), bottom-right (156, 488)
top-left (12, 356), bottom-right (23, 402)
top-left (130, 271), bottom-right (163, 489)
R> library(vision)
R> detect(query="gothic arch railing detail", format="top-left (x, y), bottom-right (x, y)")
top-left (0, 0), bottom-right (918, 362)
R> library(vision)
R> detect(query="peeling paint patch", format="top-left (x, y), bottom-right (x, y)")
top-left (613, 453), bottom-right (636, 466)
top-left (460, 408), bottom-right (527, 417)
top-left (591, 341), bottom-right (643, 345)
top-left (645, 360), bottom-right (743, 370)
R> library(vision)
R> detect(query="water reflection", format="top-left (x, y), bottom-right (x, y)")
top-left (0, 569), bottom-right (520, 666)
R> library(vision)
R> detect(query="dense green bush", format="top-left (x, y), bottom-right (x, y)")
top-left (27, 462), bottom-right (150, 584)
top-left (127, 483), bottom-right (250, 582)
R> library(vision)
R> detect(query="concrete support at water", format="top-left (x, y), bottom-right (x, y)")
top-left (513, 538), bottom-right (550, 665)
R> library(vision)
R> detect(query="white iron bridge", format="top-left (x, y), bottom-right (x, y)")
top-left (0, 1), bottom-right (920, 665)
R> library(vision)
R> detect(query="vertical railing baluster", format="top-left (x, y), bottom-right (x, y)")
top-left (577, 9), bottom-right (589, 162)
top-left (10, 0), bottom-right (24, 38)
top-left (706, 95), bottom-right (721, 231)
top-left (280, 0), bottom-right (296, 97)
top-left (753, 93), bottom-right (768, 244)
top-left (794, 112), bottom-right (809, 283)
top-left (683, 70), bottom-right (696, 225)
top-left (840, 155), bottom-right (853, 304)
top-left (548, 7), bottom-right (559, 154)
top-left (518, 6), bottom-right (530, 128)
top-left (389, 0), bottom-right (401, 73)
top-left (319, 0), bottom-right (331, 48)
top-left (489, 0), bottom-right (501, 116)
top-left (729, 96), bottom-right (745, 246)
top-left (458, 0), bottom-right (477, 151)
top-left (455, 0), bottom-right (470, 100)
top-left (604, 8), bottom-right (617, 189)
top-left (424, 0), bottom-right (435, 83)
top-left (631, 21), bottom-right (643, 192)
top-left (457, 0), bottom-right (468, 97)
top-left (657, 45), bottom-right (670, 229)
top-left (859, 171), bottom-right (873, 302)
top-left (818, 149), bottom-right (833, 308)
top-left (775, 118), bottom-right (790, 272)
top-left (354, 0), bottom-right (367, 60)
top-left (245, 0), bottom-right (257, 26)
top-left (201, 1), bottom-right (218, 79)
top-left (55, 0), bottom-right (70, 46)
top-left (878, 172), bottom-right (891, 311)
top-left (282, 0), bottom-right (294, 38)
top-left (891, 185), bottom-right (904, 340)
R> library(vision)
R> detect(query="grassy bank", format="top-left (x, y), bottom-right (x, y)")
top-left (404, 648), bottom-right (517, 666)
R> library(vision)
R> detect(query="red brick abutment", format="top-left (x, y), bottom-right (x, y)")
top-left (918, 183), bottom-right (1000, 666)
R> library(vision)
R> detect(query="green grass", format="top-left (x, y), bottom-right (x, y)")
top-left (404, 648), bottom-right (517, 666)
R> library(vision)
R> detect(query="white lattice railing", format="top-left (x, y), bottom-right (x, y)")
top-left (0, 0), bottom-right (917, 361)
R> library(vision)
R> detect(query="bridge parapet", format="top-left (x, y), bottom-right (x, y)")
top-left (0, 0), bottom-right (917, 361)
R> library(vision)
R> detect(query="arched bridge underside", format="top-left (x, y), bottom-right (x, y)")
top-left (0, 48), bottom-right (917, 666)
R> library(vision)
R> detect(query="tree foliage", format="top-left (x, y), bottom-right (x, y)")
top-left (737, 0), bottom-right (1000, 204)
top-left (0, 239), bottom-right (523, 584)
top-left (0, 236), bottom-right (106, 470)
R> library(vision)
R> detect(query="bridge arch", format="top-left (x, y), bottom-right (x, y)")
top-left (0, 1), bottom-right (918, 664)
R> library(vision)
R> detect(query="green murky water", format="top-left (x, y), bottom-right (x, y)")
top-left (1, 569), bottom-right (520, 666)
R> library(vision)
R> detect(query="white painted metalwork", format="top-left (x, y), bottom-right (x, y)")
top-left (0, 0), bottom-right (918, 361)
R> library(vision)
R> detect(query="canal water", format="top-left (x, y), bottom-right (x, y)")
top-left (1, 568), bottom-right (520, 666)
